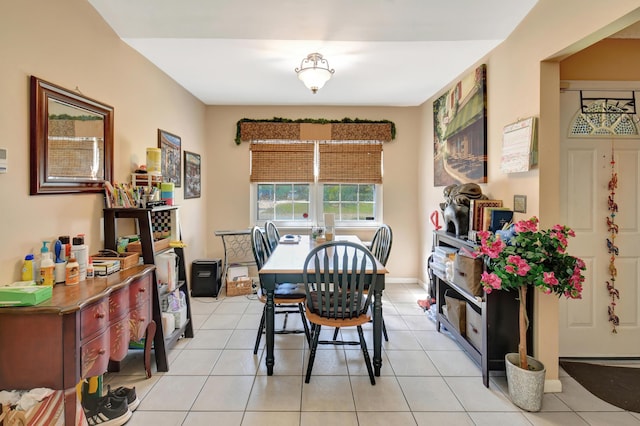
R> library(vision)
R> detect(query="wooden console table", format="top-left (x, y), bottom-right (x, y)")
top-left (0, 265), bottom-right (156, 426)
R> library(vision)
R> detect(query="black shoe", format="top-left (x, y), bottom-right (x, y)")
top-left (107, 385), bottom-right (140, 412)
top-left (84, 395), bottom-right (131, 426)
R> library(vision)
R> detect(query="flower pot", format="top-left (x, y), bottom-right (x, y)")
top-left (505, 353), bottom-right (545, 412)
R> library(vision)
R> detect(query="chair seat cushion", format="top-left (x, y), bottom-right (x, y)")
top-left (273, 282), bottom-right (306, 299)
top-left (307, 291), bottom-right (365, 318)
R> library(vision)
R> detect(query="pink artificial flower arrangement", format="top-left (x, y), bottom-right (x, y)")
top-left (474, 216), bottom-right (586, 369)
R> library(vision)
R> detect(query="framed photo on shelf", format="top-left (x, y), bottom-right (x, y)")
top-left (184, 151), bottom-right (201, 199)
top-left (158, 129), bottom-right (181, 187)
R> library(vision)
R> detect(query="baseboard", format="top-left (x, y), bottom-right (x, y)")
top-left (544, 379), bottom-right (562, 393)
top-left (385, 277), bottom-right (420, 284)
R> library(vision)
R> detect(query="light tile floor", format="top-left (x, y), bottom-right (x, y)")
top-left (105, 282), bottom-right (640, 426)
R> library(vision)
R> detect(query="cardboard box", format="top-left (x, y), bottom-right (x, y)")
top-left (126, 238), bottom-right (170, 254)
top-left (226, 276), bottom-right (253, 296)
top-left (466, 303), bottom-right (482, 350)
top-left (0, 285), bottom-right (52, 306)
top-left (91, 252), bottom-right (139, 270)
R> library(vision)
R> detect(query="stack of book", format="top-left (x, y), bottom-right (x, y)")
top-left (430, 246), bottom-right (459, 274)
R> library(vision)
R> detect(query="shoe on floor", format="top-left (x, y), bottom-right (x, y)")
top-left (417, 298), bottom-right (432, 310)
top-left (107, 385), bottom-right (140, 412)
top-left (84, 395), bottom-right (131, 426)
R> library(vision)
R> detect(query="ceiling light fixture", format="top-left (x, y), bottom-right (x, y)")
top-left (295, 53), bottom-right (335, 94)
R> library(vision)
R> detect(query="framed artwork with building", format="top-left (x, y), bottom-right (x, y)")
top-left (184, 151), bottom-right (201, 199)
top-left (432, 64), bottom-right (487, 186)
top-left (158, 129), bottom-right (181, 187)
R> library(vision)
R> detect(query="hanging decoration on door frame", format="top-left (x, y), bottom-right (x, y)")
top-left (606, 142), bottom-right (620, 334)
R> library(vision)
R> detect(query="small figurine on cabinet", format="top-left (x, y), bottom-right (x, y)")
top-left (439, 183), bottom-right (486, 237)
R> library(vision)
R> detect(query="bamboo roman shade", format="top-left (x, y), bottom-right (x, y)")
top-left (250, 141), bottom-right (314, 182)
top-left (318, 141), bottom-right (383, 183)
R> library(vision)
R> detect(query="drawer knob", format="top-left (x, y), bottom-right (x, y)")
top-left (139, 317), bottom-right (146, 322)
top-left (139, 287), bottom-right (146, 293)
top-left (98, 349), bottom-right (106, 355)
top-left (95, 312), bottom-right (106, 319)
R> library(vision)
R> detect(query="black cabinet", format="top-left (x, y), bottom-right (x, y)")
top-left (103, 206), bottom-right (194, 372)
top-left (430, 231), bottom-right (533, 387)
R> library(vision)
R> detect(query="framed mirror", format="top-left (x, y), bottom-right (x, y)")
top-left (30, 76), bottom-right (113, 195)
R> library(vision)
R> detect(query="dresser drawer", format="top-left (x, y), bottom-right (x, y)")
top-left (81, 299), bottom-right (109, 340)
top-left (129, 274), bottom-right (151, 308)
top-left (81, 330), bottom-right (110, 378)
top-left (130, 301), bottom-right (151, 342)
top-left (109, 316), bottom-right (131, 362)
top-left (109, 287), bottom-right (130, 321)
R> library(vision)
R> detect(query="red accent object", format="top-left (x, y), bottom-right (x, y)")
top-left (430, 210), bottom-right (442, 230)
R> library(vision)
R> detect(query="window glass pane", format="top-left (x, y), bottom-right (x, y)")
top-left (275, 202), bottom-right (293, 220)
top-left (293, 184), bottom-right (308, 201)
top-left (324, 202), bottom-right (340, 216)
top-left (341, 184), bottom-right (358, 201)
top-left (341, 203), bottom-right (358, 220)
top-left (360, 184), bottom-right (374, 202)
top-left (275, 184), bottom-right (291, 201)
top-left (257, 184), bottom-right (275, 221)
top-left (359, 202), bottom-right (374, 220)
top-left (258, 183), bottom-right (310, 222)
top-left (323, 184), bottom-right (339, 202)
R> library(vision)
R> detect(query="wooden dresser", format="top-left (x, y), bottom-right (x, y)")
top-left (0, 265), bottom-right (156, 425)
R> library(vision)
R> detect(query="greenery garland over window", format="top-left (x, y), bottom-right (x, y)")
top-left (235, 117), bottom-right (396, 145)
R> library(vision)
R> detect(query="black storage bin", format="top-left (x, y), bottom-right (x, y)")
top-left (191, 259), bottom-right (222, 297)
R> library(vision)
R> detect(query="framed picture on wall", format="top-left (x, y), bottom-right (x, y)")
top-left (184, 151), bottom-right (201, 199)
top-left (158, 129), bottom-right (181, 187)
top-left (432, 64), bottom-right (488, 186)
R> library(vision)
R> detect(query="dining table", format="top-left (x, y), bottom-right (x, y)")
top-left (258, 234), bottom-right (387, 376)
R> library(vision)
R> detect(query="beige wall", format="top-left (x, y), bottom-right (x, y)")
top-left (3, 0), bottom-right (640, 390)
top-left (0, 0), bottom-right (207, 283)
top-left (418, 0), bottom-right (640, 388)
top-left (561, 38), bottom-right (640, 80)
top-left (204, 106), bottom-right (422, 280)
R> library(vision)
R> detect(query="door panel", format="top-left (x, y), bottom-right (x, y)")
top-left (560, 89), bottom-right (640, 357)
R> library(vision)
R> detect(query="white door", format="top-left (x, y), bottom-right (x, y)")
top-left (559, 86), bottom-right (640, 357)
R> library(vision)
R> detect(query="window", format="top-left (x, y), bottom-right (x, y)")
top-left (323, 184), bottom-right (376, 221)
top-left (257, 183), bottom-right (310, 221)
top-left (250, 140), bottom-right (383, 228)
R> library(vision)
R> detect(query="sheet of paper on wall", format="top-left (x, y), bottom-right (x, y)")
top-left (500, 117), bottom-right (538, 173)
top-left (324, 213), bottom-right (335, 227)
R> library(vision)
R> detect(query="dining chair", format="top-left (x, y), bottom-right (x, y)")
top-left (303, 241), bottom-right (379, 385)
top-left (250, 226), bottom-right (310, 354)
top-left (264, 221), bottom-right (280, 253)
top-left (334, 224), bottom-right (392, 341)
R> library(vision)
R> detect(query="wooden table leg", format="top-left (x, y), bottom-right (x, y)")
top-left (373, 288), bottom-right (383, 376)
top-left (265, 287), bottom-right (275, 375)
top-left (144, 320), bottom-right (157, 378)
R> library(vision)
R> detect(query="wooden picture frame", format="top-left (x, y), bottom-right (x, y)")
top-left (158, 129), bottom-right (181, 187)
top-left (513, 194), bottom-right (527, 213)
top-left (30, 76), bottom-right (114, 195)
top-left (184, 151), bottom-right (201, 199)
top-left (433, 64), bottom-right (488, 186)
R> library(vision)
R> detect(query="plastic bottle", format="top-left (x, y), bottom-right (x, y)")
top-left (53, 239), bottom-right (66, 284)
top-left (21, 254), bottom-right (35, 281)
top-left (40, 252), bottom-right (55, 286)
top-left (71, 235), bottom-right (89, 281)
top-left (58, 235), bottom-right (71, 261)
top-left (86, 256), bottom-right (95, 279)
top-left (65, 254), bottom-right (80, 285)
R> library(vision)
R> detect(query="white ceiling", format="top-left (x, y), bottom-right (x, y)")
top-left (87, 0), bottom-right (538, 106)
